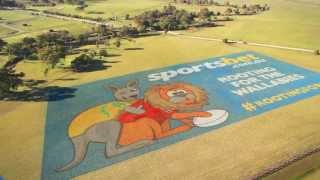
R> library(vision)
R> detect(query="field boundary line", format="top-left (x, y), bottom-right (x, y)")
top-left (249, 146), bottom-right (320, 179)
top-left (167, 31), bottom-right (316, 54)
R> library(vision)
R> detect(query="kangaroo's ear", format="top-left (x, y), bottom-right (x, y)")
top-left (107, 85), bottom-right (120, 93)
top-left (127, 79), bottom-right (139, 88)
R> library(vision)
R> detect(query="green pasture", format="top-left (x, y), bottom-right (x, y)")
top-left (181, 0), bottom-right (320, 49)
top-left (31, 0), bottom-right (168, 19)
top-left (0, 26), bottom-right (15, 37)
top-left (29, 0), bottom-right (320, 49)
top-left (0, 10), bottom-right (92, 43)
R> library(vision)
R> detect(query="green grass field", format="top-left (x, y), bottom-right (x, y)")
top-left (29, 0), bottom-right (320, 50)
top-left (31, 0), bottom-right (168, 19)
top-left (181, 0), bottom-right (320, 49)
top-left (0, 10), bottom-right (93, 43)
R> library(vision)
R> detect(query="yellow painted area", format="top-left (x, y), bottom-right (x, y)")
top-left (68, 101), bottom-right (131, 137)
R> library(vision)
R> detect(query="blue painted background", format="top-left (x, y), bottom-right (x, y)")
top-left (42, 51), bottom-right (320, 179)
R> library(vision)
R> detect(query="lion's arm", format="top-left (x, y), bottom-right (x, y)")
top-left (177, 119), bottom-right (194, 126)
top-left (171, 112), bottom-right (211, 119)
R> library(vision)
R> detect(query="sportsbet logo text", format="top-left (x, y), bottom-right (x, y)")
top-left (148, 54), bottom-right (265, 82)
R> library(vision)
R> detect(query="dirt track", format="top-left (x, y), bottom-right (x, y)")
top-left (167, 31), bottom-right (316, 54)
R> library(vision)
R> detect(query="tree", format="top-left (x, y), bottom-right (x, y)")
top-left (70, 54), bottom-right (104, 72)
top-left (222, 38), bottom-right (229, 43)
top-left (114, 38), bottom-right (121, 48)
top-left (37, 31), bottom-right (73, 48)
top-left (178, 10), bottom-right (193, 26)
top-left (7, 42), bottom-right (29, 59)
top-left (99, 49), bottom-right (108, 58)
top-left (0, 38), bottom-right (7, 52)
top-left (198, 8), bottom-right (213, 21)
top-left (7, 39), bottom-right (38, 60)
top-left (159, 16), bottom-right (178, 31)
top-left (39, 45), bottom-right (66, 68)
top-left (315, 49), bottom-right (320, 55)
top-left (125, 14), bottom-right (130, 20)
top-left (78, 33), bottom-right (90, 45)
top-left (21, 37), bottom-right (38, 59)
top-left (0, 61), bottom-right (24, 99)
top-left (95, 24), bottom-right (108, 48)
top-left (233, 8), bottom-right (240, 15)
top-left (224, 8), bottom-right (233, 15)
top-left (120, 26), bottom-right (139, 37)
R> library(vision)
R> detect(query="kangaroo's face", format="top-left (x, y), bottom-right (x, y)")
top-left (109, 80), bottom-right (140, 102)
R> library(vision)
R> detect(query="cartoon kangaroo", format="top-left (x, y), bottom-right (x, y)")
top-left (56, 80), bottom-right (152, 171)
top-left (57, 81), bottom-right (211, 171)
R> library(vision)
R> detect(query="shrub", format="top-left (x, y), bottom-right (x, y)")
top-left (222, 38), bottom-right (229, 43)
top-left (99, 49), bottom-right (108, 57)
top-left (70, 54), bottom-right (104, 72)
top-left (27, 53), bottom-right (39, 60)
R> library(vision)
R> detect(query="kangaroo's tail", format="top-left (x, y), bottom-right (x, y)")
top-left (55, 136), bottom-right (89, 172)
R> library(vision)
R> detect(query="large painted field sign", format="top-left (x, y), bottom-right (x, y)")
top-left (42, 51), bottom-right (320, 179)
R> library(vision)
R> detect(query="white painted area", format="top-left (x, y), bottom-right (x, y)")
top-left (193, 109), bottom-right (229, 127)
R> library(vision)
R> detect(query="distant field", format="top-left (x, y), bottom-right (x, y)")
top-left (181, 0), bottom-right (320, 49)
top-left (29, 0), bottom-right (320, 50)
top-left (0, 10), bottom-right (92, 42)
top-left (2, 0), bottom-right (317, 81)
top-left (31, 0), bottom-right (168, 21)
top-left (0, 26), bottom-right (14, 37)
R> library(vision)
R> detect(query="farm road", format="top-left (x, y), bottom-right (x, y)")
top-left (167, 31), bottom-right (316, 54)
top-left (0, 23), bottom-right (24, 33)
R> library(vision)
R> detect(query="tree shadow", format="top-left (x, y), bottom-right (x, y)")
top-left (24, 79), bottom-right (47, 87)
top-left (124, 48), bottom-right (144, 51)
top-left (105, 60), bottom-right (120, 63)
top-left (70, 60), bottom-right (116, 73)
top-left (56, 78), bottom-right (78, 81)
top-left (107, 54), bottom-right (121, 57)
top-left (4, 86), bottom-right (77, 102)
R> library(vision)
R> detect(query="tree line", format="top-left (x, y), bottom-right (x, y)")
top-left (41, 10), bottom-right (106, 22)
top-left (133, 5), bottom-right (220, 32)
top-left (0, 23), bottom-right (143, 98)
top-left (173, 0), bottom-right (270, 16)
top-left (0, 0), bottom-right (25, 8)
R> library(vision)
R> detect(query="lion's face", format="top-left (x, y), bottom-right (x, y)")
top-left (144, 82), bottom-right (208, 112)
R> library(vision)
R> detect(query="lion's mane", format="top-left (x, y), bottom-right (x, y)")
top-left (144, 82), bottom-right (209, 112)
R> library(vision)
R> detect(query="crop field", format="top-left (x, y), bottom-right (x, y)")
top-left (31, 0), bottom-right (167, 18)
top-left (29, 0), bottom-right (320, 49)
top-left (0, 10), bottom-right (93, 42)
top-left (182, 0), bottom-right (320, 49)
top-left (0, 0), bottom-right (320, 180)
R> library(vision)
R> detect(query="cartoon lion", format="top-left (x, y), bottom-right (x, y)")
top-left (56, 82), bottom-right (211, 171)
top-left (117, 82), bottom-right (211, 145)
